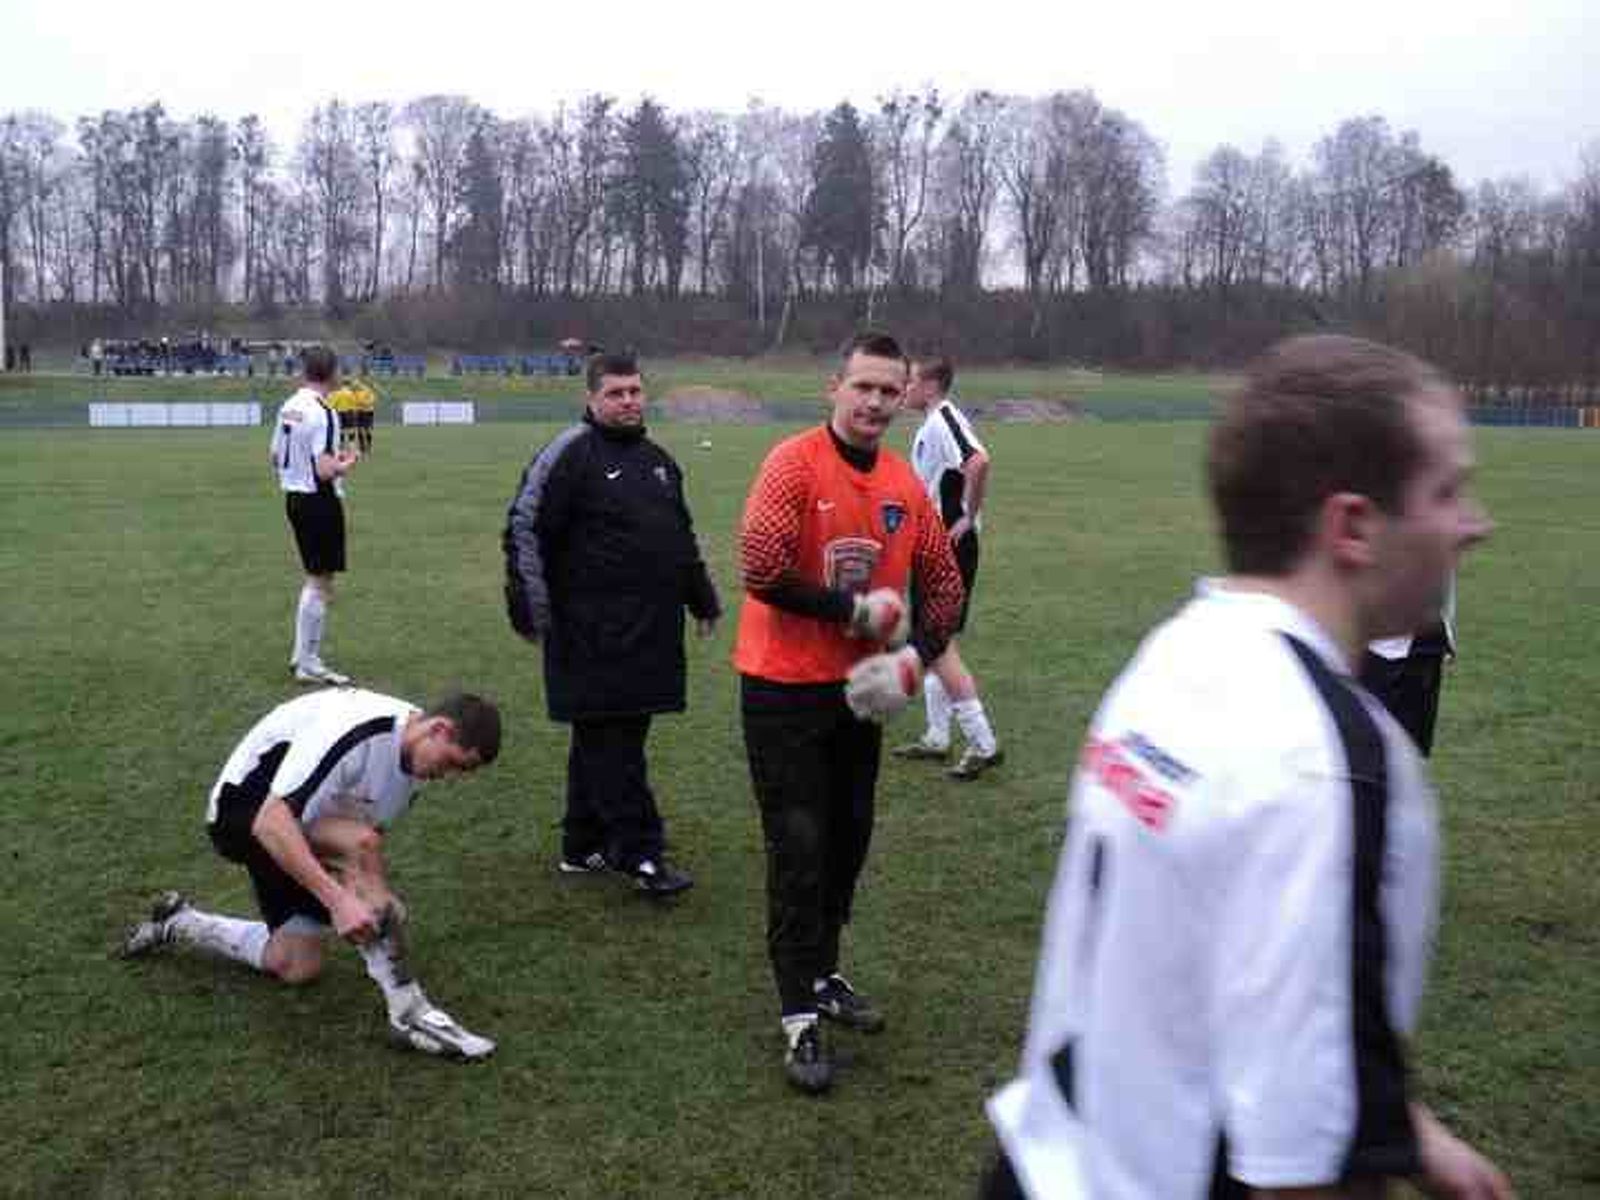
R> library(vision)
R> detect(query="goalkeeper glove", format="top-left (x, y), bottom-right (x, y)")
top-left (847, 588), bottom-right (910, 647)
top-left (845, 646), bottom-right (923, 721)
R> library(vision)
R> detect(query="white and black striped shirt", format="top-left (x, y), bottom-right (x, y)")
top-left (206, 689), bottom-right (421, 830)
top-left (910, 398), bottom-right (986, 531)
top-left (270, 386), bottom-right (342, 496)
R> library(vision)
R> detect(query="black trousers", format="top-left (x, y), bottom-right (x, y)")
top-left (976, 1148), bottom-right (1025, 1199)
top-left (1359, 649), bottom-right (1446, 757)
top-left (563, 715), bottom-right (664, 868)
top-left (741, 677), bottom-right (882, 1017)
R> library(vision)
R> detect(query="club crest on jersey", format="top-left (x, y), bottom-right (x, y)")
top-left (881, 502), bottom-right (907, 534)
top-left (653, 465), bottom-right (669, 486)
top-left (823, 537), bottom-right (881, 592)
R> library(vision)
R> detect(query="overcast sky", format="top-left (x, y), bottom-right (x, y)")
top-left (4, 0), bottom-right (1595, 194)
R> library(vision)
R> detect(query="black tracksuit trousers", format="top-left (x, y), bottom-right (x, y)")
top-left (563, 715), bottom-right (665, 869)
top-left (741, 676), bottom-right (881, 1017)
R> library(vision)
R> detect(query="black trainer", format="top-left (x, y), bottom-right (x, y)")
top-left (627, 858), bottom-right (694, 897)
top-left (784, 1022), bottom-right (834, 1094)
top-left (814, 973), bottom-right (885, 1033)
top-left (557, 850), bottom-right (611, 875)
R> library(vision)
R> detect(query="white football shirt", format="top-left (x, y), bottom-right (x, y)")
top-left (910, 397), bottom-right (986, 530)
top-left (988, 582), bottom-right (1438, 1199)
top-left (270, 386), bottom-right (342, 496)
top-left (207, 689), bottom-right (422, 830)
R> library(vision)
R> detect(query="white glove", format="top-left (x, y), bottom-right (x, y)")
top-left (847, 588), bottom-right (910, 647)
top-left (845, 647), bottom-right (923, 721)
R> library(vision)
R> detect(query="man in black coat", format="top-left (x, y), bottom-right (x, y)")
top-left (503, 351), bottom-right (720, 896)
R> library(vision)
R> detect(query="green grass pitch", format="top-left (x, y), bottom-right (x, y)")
top-left (0, 377), bottom-right (1594, 1196)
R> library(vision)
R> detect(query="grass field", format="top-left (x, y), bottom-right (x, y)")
top-left (1, 375), bottom-right (1595, 1197)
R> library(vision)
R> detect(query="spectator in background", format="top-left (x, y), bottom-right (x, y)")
top-left (19, 343), bottom-right (32, 372)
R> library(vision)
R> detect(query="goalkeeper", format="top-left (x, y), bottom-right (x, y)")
top-left (733, 330), bottom-right (964, 1095)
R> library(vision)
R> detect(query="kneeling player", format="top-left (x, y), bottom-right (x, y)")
top-left (122, 688), bottom-right (503, 1061)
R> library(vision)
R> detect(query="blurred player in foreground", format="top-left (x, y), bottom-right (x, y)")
top-left (984, 335), bottom-right (1509, 1199)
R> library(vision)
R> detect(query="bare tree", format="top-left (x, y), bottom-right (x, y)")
top-left (681, 111), bottom-right (741, 295)
top-left (354, 102), bottom-right (397, 301)
top-left (404, 95), bottom-right (481, 291)
top-left (235, 114), bottom-right (272, 307)
top-left (933, 91), bottom-right (1003, 294)
top-left (999, 95), bottom-right (1066, 301)
top-left (873, 87), bottom-right (942, 289)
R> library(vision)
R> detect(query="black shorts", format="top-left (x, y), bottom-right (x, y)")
top-left (208, 754), bottom-right (331, 931)
top-left (952, 531), bottom-right (980, 632)
top-left (286, 489), bottom-right (346, 575)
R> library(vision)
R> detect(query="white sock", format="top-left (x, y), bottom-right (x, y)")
top-left (782, 1013), bottom-right (819, 1048)
top-left (293, 583), bottom-right (325, 668)
top-left (358, 928), bottom-right (422, 1020)
top-left (953, 698), bottom-right (998, 756)
top-left (922, 675), bottom-right (952, 749)
top-left (168, 908), bottom-right (269, 970)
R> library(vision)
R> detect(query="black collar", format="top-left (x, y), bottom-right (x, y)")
top-left (584, 410), bottom-right (647, 443)
top-left (826, 424), bottom-right (877, 473)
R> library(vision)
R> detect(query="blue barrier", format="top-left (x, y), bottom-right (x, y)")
top-left (368, 354), bottom-right (427, 378)
top-left (1470, 405), bottom-right (1594, 428)
top-left (451, 352), bottom-right (584, 377)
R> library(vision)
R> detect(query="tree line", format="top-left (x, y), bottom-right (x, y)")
top-left (1, 91), bottom-right (1597, 391)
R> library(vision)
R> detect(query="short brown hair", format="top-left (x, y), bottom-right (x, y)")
top-left (586, 350), bottom-right (640, 394)
top-left (302, 345), bottom-right (338, 384)
top-left (1206, 335), bottom-right (1445, 575)
top-left (915, 355), bottom-right (955, 395)
top-left (838, 329), bottom-right (909, 374)
top-left (427, 692), bottom-right (502, 764)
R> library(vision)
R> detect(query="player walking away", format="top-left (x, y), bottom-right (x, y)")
top-left (122, 690), bottom-right (503, 1061)
top-left (1362, 574), bottom-right (1457, 757)
top-left (734, 331), bottom-right (965, 1094)
top-left (893, 355), bottom-right (1004, 779)
top-left (983, 336), bottom-right (1510, 1199)
top-left (271, 345), bottom-right (359, 686)
top-left (504, 351), bottom-right (720, 898)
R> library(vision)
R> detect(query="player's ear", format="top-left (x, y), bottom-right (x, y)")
top-left (1321, 491), bottom-right (1380, 568)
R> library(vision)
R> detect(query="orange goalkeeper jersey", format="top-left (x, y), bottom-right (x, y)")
top-left (734, 425), bottom-right (963, 684)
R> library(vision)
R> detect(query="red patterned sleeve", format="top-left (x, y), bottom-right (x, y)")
top-left (739, 442), bottom-right (812, 591)
top-left (910, 492), bottom-right (965, 663)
